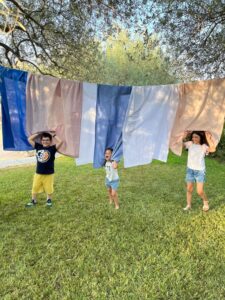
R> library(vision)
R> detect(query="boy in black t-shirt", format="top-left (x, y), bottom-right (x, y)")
top-left (26, 132), bottom-right (62, 207)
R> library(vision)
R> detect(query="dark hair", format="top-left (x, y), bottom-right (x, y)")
top-left (103, 147), bottom-right (113, 166)
top-left (105, 147), bottom-right (113, 153)
top-left (40, 132), bottom-right (52, 141)
top-left (189, 131), bottom-right (207, 145)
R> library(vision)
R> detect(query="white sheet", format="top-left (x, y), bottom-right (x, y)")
top-left (76, 83), bottom-right (97, 165)
top-left (123, 85), bottom-right (180, 168)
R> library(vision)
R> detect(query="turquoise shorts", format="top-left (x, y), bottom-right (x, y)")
top-left (186, 168), bottom-right (206, 183)
top-left (105, 178), bottom-right (120, 190)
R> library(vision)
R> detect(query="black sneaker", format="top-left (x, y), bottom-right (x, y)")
top-left (26, 199), bottom-right (37, 207)
top-left (46, 199), bottom-right (52, 207)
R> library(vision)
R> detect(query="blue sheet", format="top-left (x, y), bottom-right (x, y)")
top-left (94, 84), bottom-right (132, 168)
top-left (0, 66), bottom-right (32, 150)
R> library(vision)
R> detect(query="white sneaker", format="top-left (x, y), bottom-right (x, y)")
top-left (203, 204), bottom-right (209, 212)
top-left (183, 206), bottom-right (191, 211)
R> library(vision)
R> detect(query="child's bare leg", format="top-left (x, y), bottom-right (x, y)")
top-left (196, 182), bottom-right (209, 211)
top-left (107, 188), bottom-right (113, 204)
top-left (186, 182), bottom-right (194, 208)
top-left (111, 189), bottom-right (119, 209)
top-left (47, 193), bottom-right (53, 200)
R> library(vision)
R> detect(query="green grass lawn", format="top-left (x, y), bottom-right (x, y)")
top-left (0, 153), bottom-right (224, 300)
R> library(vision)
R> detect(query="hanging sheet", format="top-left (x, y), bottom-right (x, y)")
top-left (26, 74), bottom-right (83, 157)
top-left (76, 83), bottom-right (97, 165)
top-left (94, 84), bottom-right (132, 168)
top-left (0, 66), bottom-right (32, 151)
top-left (123, 85), bottom-right (180, 168)
top-left (170, 78), bottom-right (225, 155)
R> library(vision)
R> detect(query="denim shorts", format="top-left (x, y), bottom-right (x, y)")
top-left (185, 168), bottom-right (206, 183)
top-left (105, 178), bottom-right (120, 190)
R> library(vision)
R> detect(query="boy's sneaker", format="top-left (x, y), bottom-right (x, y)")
top-left (26, 199), bottom-right (37, 207)
top-left (46, 199), bottom-right (52, 207)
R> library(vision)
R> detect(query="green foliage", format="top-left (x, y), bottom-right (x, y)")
top-left (0, 1), bottom-right (175, 85)
top-left (99, 30), bottom-right (175, 85)
top-left (0, 0), bottom-right (153, 74)
top-left (56, 29), bottom-right (176, 85)
top-left (0, 154), bottom-right (224, 299)
top-left (153, 0), bottom-right (225, 79)
top-left (0, 0), bottom-right (26, 34)
top-left (211, 125), bottom-right (225, 162)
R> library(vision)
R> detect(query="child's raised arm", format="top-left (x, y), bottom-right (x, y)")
top-left (112, 161), bottom-right (118, 169)
top-left (205, 131), bottom-right (216, 153)
top-left (28, 133), bottom-right (39, 148)
top-left (51, 132), bottom-right (63, 150)
top-left (182, 130), bottom-right (192, 148)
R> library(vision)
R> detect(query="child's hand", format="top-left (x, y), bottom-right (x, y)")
top-left (112, 161), bottom-right (118, 169)
top-left (49, 131), bottom-right (56, 137)
top-left (183, 130), bottom-right (191, 139)
top-left (205, 131), bottom-right (212, 139)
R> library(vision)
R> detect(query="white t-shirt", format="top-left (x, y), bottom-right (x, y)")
top-left (185, 141), bottom-right (209, 171)
top-left (105, 161), bottom-right (119, 181)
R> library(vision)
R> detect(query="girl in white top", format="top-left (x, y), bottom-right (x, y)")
top-left (183, 131), bottom-right (215, 212)
top-left (104, 148), bottom-right (120, 209)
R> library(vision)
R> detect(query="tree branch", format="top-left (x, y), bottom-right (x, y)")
top-left (6, 0), bottom-right (45, 29)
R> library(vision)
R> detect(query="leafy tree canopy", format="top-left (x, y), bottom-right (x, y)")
top-left (152, 0), bottom-right (225, 79)
top-left (0, 0), bottom-right (152, 77)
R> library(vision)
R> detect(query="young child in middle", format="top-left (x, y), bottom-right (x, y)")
top-left (183, 131), bottom-right (215, 212)
top-left (104, 148), bottom-right (120, 210)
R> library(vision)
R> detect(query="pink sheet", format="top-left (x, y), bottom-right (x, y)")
top-left (26, 74), bottom-right (83, 157)
top-left (170, 78), bottom-right (225, 155)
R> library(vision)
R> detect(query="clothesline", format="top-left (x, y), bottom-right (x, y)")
top-left (1, 65), bottom-right (225, 168)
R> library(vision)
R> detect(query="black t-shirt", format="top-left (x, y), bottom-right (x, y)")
top-left (35, 142), bottom-right (57, 174)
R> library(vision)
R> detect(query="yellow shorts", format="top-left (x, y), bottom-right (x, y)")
top-left (32, 174), bottom-right (54, 194)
